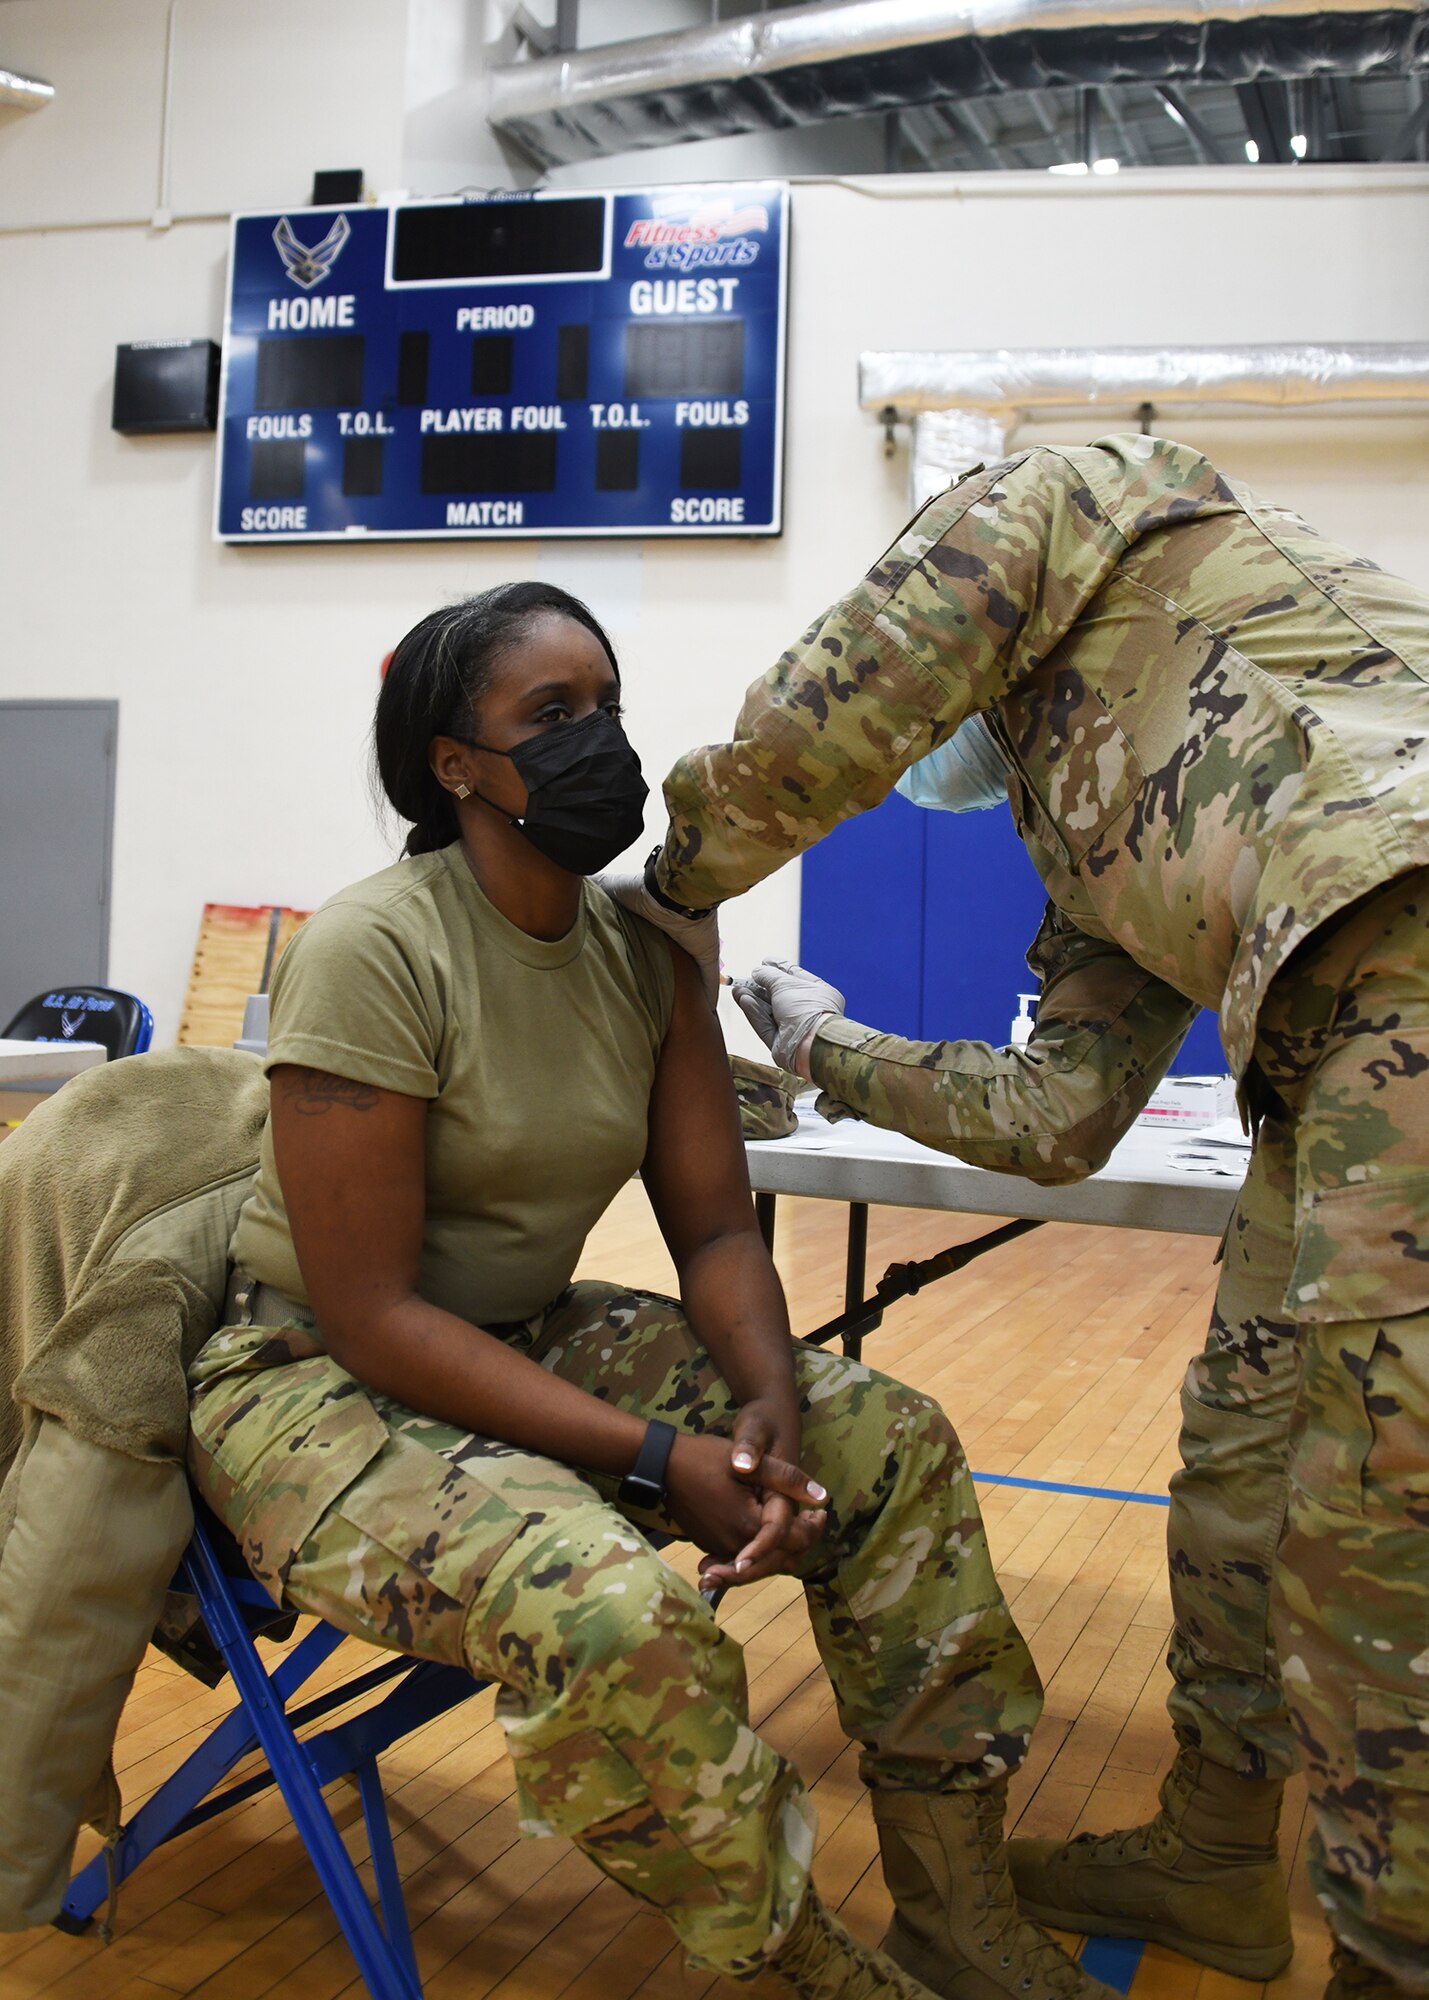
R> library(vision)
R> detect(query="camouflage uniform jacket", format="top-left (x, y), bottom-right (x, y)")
top-left (657, 437), bottom-right (1429, 1093)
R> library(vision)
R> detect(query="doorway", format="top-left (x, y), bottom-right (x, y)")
top-left (0, 701), bottom-right (118, 1029)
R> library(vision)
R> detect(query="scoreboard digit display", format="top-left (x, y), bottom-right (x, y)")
top-left (215, 183), bottom-right (788, 543)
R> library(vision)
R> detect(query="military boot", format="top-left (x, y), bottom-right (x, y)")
top-left (741, 1887), bottom-right (942, 2000)
top-left (873, 1786), bottom-right (1118, 2000)
top-left (1324, 1942), bottom-right (1415, 2000)
top-left (1008, 1749), bottom-right (1291, 1979)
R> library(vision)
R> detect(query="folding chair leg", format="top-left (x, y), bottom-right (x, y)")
top-left (63, 1697), bottom-right (260, 1925)
top-left (63, 1620), bottom-right (350, 1928)
top-left (184, 1520), bottom-right (424, 2000)
top-left (357, 1759), bottom-right (418, 1983)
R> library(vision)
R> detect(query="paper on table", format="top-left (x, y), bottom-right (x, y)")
top-left (1168, 1116), bottom-right (1251, 1178)
top-left (1181, 1117), bottom-right (1252, 1150)
top-left (1166, 1152), bottom-right (1245, 1178)
top-left (777, 1104), bottom-right (850, 1152)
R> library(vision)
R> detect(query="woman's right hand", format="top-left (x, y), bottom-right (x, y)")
top-left (664, 1434), bottom-right (826, 1582)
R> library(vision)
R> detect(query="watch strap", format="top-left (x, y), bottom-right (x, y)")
top-left (618, 1417), bottom-right (678, 1506)
top-left (642, 848), bottom-right (711, 922)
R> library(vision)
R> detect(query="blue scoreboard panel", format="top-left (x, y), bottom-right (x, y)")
top-left (215, 183), bottom-right (788, 543)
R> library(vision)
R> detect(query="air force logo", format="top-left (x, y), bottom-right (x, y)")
top-left (273, 213), bottom-right (351, 290)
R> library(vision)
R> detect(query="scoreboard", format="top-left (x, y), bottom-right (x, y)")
top-left (214, 183), bottom-right (788, 543)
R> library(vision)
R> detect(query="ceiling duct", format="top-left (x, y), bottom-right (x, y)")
top-left (859, 342), bottom-right (1429, 504)
top-left (488, 0), bottom-right (1429, 167)
top-left (0, 66), bottom-right (55, 111)
top-left (860, 343), bottom-right (1429, 418)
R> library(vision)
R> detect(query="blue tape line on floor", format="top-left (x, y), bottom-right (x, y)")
top-left (1080, 1934), bottom-right (1145, 1991)
top-left (969, 1471), bottom-right (1170, 1507)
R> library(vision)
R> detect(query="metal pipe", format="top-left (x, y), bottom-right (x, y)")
top-left (1156, 82), bottom-right (1226, 161)
top-left (0, 67), bottom-right (54, 111)
top-left (911, 408), bottom-right (1009, 506)
top-left (489, 0), bottom-right (1429, 165)
top-left (1097, 82), bottom-right (1140, 164)
top-left (1080, 85), bottom-right (1098, 167)
top-left (493, 0), bottom-right (1429, 111)
top-left (861, 344), bottom-right (1429, 420)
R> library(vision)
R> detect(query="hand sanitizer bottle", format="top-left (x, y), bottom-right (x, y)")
top-left (1010, 993), bottom-right (1038, 1049)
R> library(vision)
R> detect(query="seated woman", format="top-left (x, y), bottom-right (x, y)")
top-left (188, 584), bottom-right (1106, 2000)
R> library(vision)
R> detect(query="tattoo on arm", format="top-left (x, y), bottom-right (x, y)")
top-left (280, 1067), bottom-right (381, 1117)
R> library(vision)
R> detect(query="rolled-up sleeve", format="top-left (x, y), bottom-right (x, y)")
top-left (265, 901), bottom-right (440, 1100)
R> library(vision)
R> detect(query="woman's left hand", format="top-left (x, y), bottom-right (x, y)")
top-left (697, 1397), bottom-right (828, 1589)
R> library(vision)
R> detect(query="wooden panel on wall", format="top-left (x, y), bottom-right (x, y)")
top-left (177, 903), bottom-right (309, 1049)
top-left (0, 1087), bottom-right (51, 1142)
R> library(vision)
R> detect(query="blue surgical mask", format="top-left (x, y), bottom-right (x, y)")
top-left (896, 713), bottom-right (1008, 814)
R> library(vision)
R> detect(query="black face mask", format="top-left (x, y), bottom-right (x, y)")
top-left (462, 708), bottom-right (649, 876)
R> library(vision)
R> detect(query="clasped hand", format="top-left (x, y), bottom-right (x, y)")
top-left (664, 1399), bottom-right (828, 1589)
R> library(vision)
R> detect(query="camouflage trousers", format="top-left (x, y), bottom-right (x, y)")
top-left (1165, 870), bottom-right (1429, 1985)
top-left (187, 1282), bottom-right (1039, 1977)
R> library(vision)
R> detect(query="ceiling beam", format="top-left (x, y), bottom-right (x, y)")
top-left (1331, 76), bottom-right (1364, 161)
top-left (554, 0), bottom-right (579, 54)
top-left (958, 93), bottom-right (1006, 163)
top-left (896, 108), bottom-right (940, 169)
top-left (1155, 85), bottom-right (1226, 164)
top-left (1236, 79), bottom-right (1291, 163)
top-left (1386, 81), bottom-right (1429, 162)
top-left (931, 99), bottom-right (1002, 171)
top-left (1096, 83), bottom-right (1141, 166)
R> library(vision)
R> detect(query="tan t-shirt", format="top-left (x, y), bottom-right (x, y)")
top-left (231, 844), bottom-right (675, 1325)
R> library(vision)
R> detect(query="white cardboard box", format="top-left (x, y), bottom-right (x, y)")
top-left (1136, 1074), bottom-right (1238, 1132)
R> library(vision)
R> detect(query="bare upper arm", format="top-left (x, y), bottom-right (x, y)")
top-left (268, 1063), bottom-right (428, 1357)
top-left (641, 948), bottom-right (758, 1270)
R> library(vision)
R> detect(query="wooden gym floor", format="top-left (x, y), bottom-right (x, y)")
top-left (0, 1183), bottom-right (1335, 2000)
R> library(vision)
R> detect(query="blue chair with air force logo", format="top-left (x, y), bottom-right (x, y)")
top-left (3, 986), bottom-right (154, 1062)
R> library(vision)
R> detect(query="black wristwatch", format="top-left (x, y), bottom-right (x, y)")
top-left (618, 1419), bottom-right (678, 1510)
top-left (641, 848), bottom-right (710, 923)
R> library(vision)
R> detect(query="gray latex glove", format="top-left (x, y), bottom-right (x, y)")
top-left (732, 959), bottom-right (845, 1078)
top-left (594, 858), bottom-right (721, 1005)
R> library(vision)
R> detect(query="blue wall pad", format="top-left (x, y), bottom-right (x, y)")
top-left (800, 789), bottom-right (1227, 1072)
top-left (971, 1472), bottom-right (1170, 1507)
top-left (1080, 1934), bottom-right (1146, 1992)
top-left (920, 802), bottom-right (1058, 1048)
top-left (801, 787), bottom-right (928, 1036)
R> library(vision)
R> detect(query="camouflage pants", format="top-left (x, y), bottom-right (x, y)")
top-left (188, 1282), bottom-right (1039, 1977)
top-left (1166, 871), bottom-right (1429, 1984)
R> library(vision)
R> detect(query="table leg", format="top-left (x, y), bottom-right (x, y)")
top-left (754, 1190), bottom-right (777, 1255)
top-left (805, 1213), bottom-right (1046, 1357)
top-left (844, 1204), bottom-right (869, 1361)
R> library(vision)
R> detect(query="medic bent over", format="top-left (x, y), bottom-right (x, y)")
top-left (632, 437), bottom-right (1429, 2000)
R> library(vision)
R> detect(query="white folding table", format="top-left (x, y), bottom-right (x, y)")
top-left (746, 1106), bottom-right (1245, 1358)
top-left (0, 1038), bottom-right (108, 1084)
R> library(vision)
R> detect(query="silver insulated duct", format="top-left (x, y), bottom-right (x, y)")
top-left (0, 67), bottom-right (54, 111)
top-left (488, 0), bottom-right (1429, 167)
top-left (857, 341), bottom-right (1429, 503)
top-left (861, 343), bottom-right (1429, 417)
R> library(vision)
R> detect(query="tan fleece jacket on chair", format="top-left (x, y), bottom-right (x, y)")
top-left (0, 1047), bottom-right (269, 1930)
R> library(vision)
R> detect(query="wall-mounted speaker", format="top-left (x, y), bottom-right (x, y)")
top-left (111, 339), bottom-right (221, 434)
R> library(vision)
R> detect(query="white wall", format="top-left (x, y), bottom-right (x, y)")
top-left (3, 3), bottom-right (1428, 1044)
top-left (0, 0), bottom-right (408, 229)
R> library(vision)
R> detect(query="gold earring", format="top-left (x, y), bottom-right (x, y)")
top-left (454, 782), bottom-right (471, 800)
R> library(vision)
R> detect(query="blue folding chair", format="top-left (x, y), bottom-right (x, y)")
top-left (60, 1499), bottom-right (486, 2000)
top-left (3, 986), bottom-right (154, 1060)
